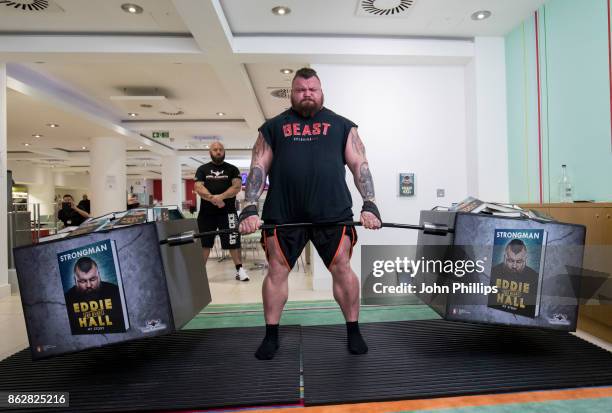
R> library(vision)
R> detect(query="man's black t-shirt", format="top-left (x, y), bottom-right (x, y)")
top-left (58, 209), bottom-right (87, 227)
top-left (258, 107), bottom-right (356, 224)
top-left (195, 161), bottom-right (240, 214)
top-left (77, 200), bottom-right (90, 214)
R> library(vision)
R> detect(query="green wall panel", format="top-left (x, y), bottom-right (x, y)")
top-left (506, 0), bottom-right (612, 203)
top-left (506, 17), bottom-right (540, 203)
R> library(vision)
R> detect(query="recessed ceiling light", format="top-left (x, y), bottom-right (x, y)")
top-left (81, 146), bottom-right (87, 150)
top-left (128, 112), bottom-right (138, 117)
top-left (280, 68), bottom-right (293, 74)
top-left (46, 123), bottom-right (59, 128)
top-left (139, 146), bottom-right (143, 150)
top-left (121, 3), bottom-right (143, 14)
top-left (471, 10), bottom-right (492, 21)
top-left (32, 134), bottom-right (42, 138)
top-left (216, 112), bottom-right (226, 116)
top-left (24, 143), bottom-right (30, 147)
top-left (51, 165), bottom-right (55, 168)
top-left (271, 6), bottom-right (291, 15)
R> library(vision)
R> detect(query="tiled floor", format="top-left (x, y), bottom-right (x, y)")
top-left (0, 294), bottom-right (27, 361)
top-left (206, 254), bottom-right (332, 305)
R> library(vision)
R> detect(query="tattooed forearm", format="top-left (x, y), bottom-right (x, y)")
top-left (252, 134), bottom-right (268, 161)
top-left (350, 129), bottom-right (365, 156)
top-left (357, 162), bottom-right (375, 201)
top-left (245, 166), bottom-right (264, 203)
top-left (244, 133), bottom-right (271, 206)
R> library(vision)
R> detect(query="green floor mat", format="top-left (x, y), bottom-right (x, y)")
top-left (183, 303), bottom-right (440, 330)
top-left (400, 397), bottom-right (612, 413)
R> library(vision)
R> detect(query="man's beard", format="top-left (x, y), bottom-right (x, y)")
top-left (210, 153), bottom-right (225, 164)
top-left (291, 96), bottom-right (323, 118)
top-left (78, 288), bottom-right (100, 299)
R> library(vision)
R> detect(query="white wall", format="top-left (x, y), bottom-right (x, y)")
top-left (54, 172), bottom-right (90, 215)
top-left (127, 178), bottom-right (148, 195)
top-left (29, 171), bottom-right (55, 216)
top-left (89, 136), bottom-right (127, 216)
top-left (8, 160), bottom-right (47, 184)
top-left (467, 37), bottom-right (509, 201)
top-left (311, 64), bottom-right (469, 289)
top-left (8, 163), bottom-right (89, 216)
top-left (9, 161), bottom-right (89, 193)
top-left (161, 155), bottom-right (183, 207)
top-left (0, 65), bottom-right (8, 298)
top-left (54, 172), bottom-right (89, 190)
top-left (54, 188), bottom-right (88, 202)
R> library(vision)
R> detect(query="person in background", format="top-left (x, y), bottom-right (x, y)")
top-left (194, 141), bottom-right (249, 282)
top-left (127, 193), bottom-right (140, 210)
top-left (77, 194), bottom-right (90, 214)
top-left (58, 194), bottom-right (90, 227)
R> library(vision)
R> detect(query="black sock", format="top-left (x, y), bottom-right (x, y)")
top-left (235, 264), bottom-right (242, 271)
top-left (255, 324), bottom-right (279, 360)
top-left (346, 321), bottom-right (368, 355)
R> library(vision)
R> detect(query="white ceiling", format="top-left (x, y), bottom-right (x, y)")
top-left (0, 0), bottom-right (189, 33)
top-left (8, 89), bottom-right (122, 152)
top-left (246, 63), bottom-right (305, 119)
top-left (1, 0), bottom-right (545, 182)
top-left (25, 62), bottom-right (238, 119)
top-left (221, 0), bottom-right (546, 37)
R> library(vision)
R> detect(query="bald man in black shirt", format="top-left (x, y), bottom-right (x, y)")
top-left (194, 142), bottom-right (249, 281)
top-left (239, 68), bottom-right (381, 360)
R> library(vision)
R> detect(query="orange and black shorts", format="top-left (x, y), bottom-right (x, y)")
top-left (261, 225), bottom-right (357, 270)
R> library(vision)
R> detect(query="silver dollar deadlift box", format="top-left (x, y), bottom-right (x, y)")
top-left (13, 219), bottom-right (211, 360)
top-left (414, 211), bottom-right (585, 331)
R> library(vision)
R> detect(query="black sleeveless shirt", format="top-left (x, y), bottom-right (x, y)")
top-left (258, 107), bottom-right (356, 224)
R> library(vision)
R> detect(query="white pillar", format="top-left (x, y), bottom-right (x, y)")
top-left (465, 37), bottom-right (510, 202)
top-left (0, 64), bottom-right (9, 298)
top-left (89, 137), bottom-right (126, 216)
top-left (161, 155), bottom-right (182, 207)
top-left (28, 167), bottom-right (55, 216)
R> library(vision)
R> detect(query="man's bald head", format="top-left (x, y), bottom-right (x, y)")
top-left (209, 141), bottom-right (225, 164)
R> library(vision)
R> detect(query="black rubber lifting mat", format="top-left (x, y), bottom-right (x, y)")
top-left (0, 326), bottom-right (300, 413)
top-left (302, 320), bottom-right (612, 406)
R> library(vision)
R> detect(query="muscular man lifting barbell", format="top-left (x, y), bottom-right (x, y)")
top-left (239, 67), bottom-right (382, 360)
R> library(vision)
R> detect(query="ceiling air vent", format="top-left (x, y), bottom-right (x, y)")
top-left (357, 0), bottom-right (415, 17)
top-left (159, 110), bottom-right (184, 116)
top-left (269, 88), bottom-right (291, 99)
top-left (1, 0), bottom-right (47, 11)
top-left (111, 88), bottom-right (182, 118)
top-left (0, 0), bottom-right (62, 12)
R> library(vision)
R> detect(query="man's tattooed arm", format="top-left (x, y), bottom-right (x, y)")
top-left (245, 133), bottom-right (273, 206)
top-left (357, 162), bottom-right (375, 201)
top-left (345, 127), bottom-right (376, 202)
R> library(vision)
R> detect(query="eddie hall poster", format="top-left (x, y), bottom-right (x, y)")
top-left (58, 240), bottom-right (130, 335)
top-left (487, 228), bottom-right (547, 318)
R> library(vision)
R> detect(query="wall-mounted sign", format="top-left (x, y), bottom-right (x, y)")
top-left (152, 131), bottom-right (170, 139)
top-left (106, 175), bottom-right (117, 190)
top-left (399, 173), bottom-right (415, 197)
